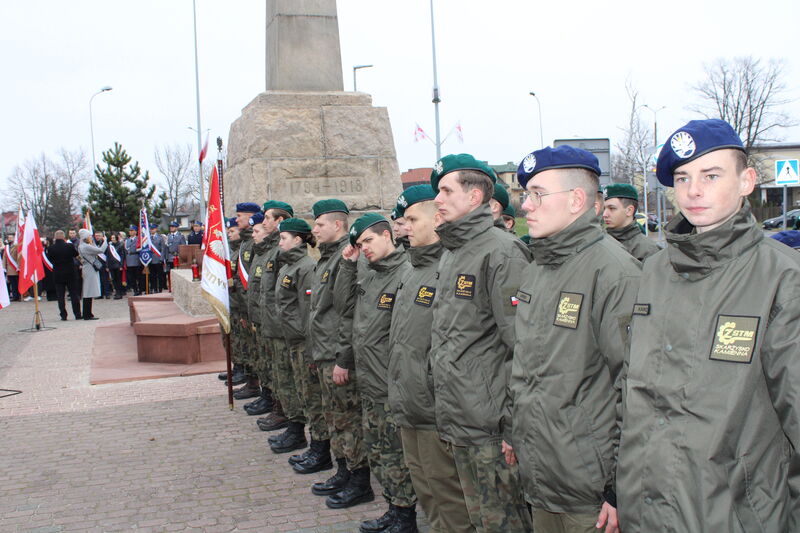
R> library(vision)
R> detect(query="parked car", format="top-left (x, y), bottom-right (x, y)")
top-left (762, 209), bottom-right (800, 229)
top-left (635, 213), bottom-right (659, 232)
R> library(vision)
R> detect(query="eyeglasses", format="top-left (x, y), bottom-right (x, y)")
top-left (523, 189), bottom-right (575, 207)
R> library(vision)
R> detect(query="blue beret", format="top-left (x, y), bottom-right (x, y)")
top-left (249, 212), bottom-right (265, 226)
top-left (128, 225), bottom-right (138, 231)
top-left (169, 221), bottom-right (179, 227)
top-left (516, 146), bottom-right (601, 189)
top-left (656, 119), bottom-right (745, 187)
top-left (149, 223), bottom-right (158, 229)
top-left (193, 220), bottom-right (203, 226)
top-left (226, 217), bottom-right (237, 229)
top-left (235, 202), bottom-right (261, 213)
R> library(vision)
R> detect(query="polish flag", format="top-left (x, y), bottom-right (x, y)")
top-left (455, 121), bottom-right (464, 143)
top-left (83, 210), bottom-right (93, 235)
top-left (414, 123), bottom-right (428, 143)
top-left (0, 260), bottom-right (10, 309)
top-left (199, 133), bottom-right (210, 164)
top-left (200, 165), bottom-right (232, 333)
top-left (17, 211), bottom-right (45, 295)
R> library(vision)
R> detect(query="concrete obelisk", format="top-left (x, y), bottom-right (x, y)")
top-left (225, 0), bottom-right (402, 215)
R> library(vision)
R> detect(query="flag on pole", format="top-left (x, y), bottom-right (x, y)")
top-left (414, 123), bottom-right (428, 143)
top-left (0, 262), bottom-right (10, 309)
top-left (237, 247), bottom-right (249, 290)
top-left (83, 210), bottom-right (93, 235)
top-left (17, 211), bottom-right (44, 295)
top-left (455, 121), bottom-right (464, 143)
top-left (200, 165), bottom-right (232, 333)
top-left (199, 132), bottom-right (210, 164)
top-left (136, 207), bottom-right (162, 266)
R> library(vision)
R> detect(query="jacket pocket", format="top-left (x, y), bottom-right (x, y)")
top-left (565, 404), bottom-right (606, 485)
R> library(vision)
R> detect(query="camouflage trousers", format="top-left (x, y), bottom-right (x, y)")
top-left (268, 337), bottom-right (305, 423)
top-left (318, 362), bottom-right (367, 471)
top-left (400, 428), bottom-right (472, 533)
top-left (362, 397), bottom-right (417, 508)
top-left (232, 318), bottom-right (258, 371)
top-left (288, 341), bottom-right (328, 441)
top-left (251, 327), bottom-right (271, 389)
top-left (451, 440), bottom-right (532, 533)
top-left (228, 314), bottom-right (245, 366)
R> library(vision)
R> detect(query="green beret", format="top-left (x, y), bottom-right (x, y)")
top-left (390, 207), bottom-right (400, 221)
top-left (312, 199), bottom-right (349, 219)
top-left (503, 203), bottom-right (516, 217)
top-left (395, 184), bottom-right (437, 219)
top-left (603, 183), bottom-right (639, 201)
top-left (349, 213), bottom-right (388, 246)
top-left (262, 200), bottom-right (294, 216)
top-left (493, 183), bottom-right (510, 209)
top-left (429, 153), bottom-right (497, 192)
top-left (278, 217), bottom-right (311, 234)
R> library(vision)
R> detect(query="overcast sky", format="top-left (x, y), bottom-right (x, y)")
top-left (1, 0), bottom-right (799, 203)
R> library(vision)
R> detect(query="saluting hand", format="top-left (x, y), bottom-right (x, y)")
top-left (342, 245), bottom-right (360, 262)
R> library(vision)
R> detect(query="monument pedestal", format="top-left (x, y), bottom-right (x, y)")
top-left (225, 91), bottom-right (401, 215)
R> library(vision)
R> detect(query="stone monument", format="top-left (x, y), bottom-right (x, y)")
top-left (225, 0), bottom-right (402, 215)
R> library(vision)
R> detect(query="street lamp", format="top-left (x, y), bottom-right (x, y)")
top-left (529, 92), bottom-right (544, 149)
top-left (352, 64), bottom-right (373, 92)
top-left (641, 104), bottom-right (667, 239)
top-left (429, 0), bottom-right (442, 160)
top-left (89, 86), bottom-right (113, 174)
top-left (642, 104), bottom-right (666, 147)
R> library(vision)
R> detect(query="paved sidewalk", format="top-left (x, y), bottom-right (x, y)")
top-left (0, 297), bottom-right (427, 532)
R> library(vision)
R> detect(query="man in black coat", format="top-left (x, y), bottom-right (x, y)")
top-left (48, 230), bottom-right (82, 320)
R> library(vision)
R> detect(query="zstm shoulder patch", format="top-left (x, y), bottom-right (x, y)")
top-left (709, 315), bottom-right (760, 364)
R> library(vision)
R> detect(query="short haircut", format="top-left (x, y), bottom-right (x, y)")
top-left (54, 230), bottom-right (65, 239)
top-left (455, 170), bottom-right (493, 204)
top-left (269, 208), bottom-right (292, 222)
top-left (411, 199), bottom-right (439, 216)
top-left (366, 221), bottom-right (393, 240)
top-left (619, 198), bottom-right (638, 212)
top-left (559, 168), bottom-right (600, 211)
top-left (734, 150), bottom-right (748, 173)
top-left (325, 211), bottom-right (349, 229)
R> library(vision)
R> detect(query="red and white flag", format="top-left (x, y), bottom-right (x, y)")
top-left (455, 121), bottom-right (464, 144)
top-left (414, 123), bottom-right (428, 143)
top-left (17, 211), bottom-right (44, 295)
top-left (0, 263), bottom-right (9, 309)
top-left (200, 165), bottom-right (232, 333)
top-left (83, 210), bottom-right (93, 235)
top-left (199, 133), bottom-right (210, 164)
top-left (237, 246), bottom-right (249, 290)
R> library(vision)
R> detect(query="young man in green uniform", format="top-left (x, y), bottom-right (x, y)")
top-left (510, 146), bottom-right (640, 533)
top-left (222, 217), bottom-right (246, 384)
top-left (388, 185), bottom-right (473, 533)
top-left (338, 214), bottom-right (417, 533)
top-left (618, 119), bottom-right (800, 532)
top-left (429, 154), bottom-right (532, 532)
top-left (307, 200), bottom-right (372, 509)
top-left (602, 183), bottom-right (659, 262)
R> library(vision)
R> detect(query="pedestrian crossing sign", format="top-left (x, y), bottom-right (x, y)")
top-left (775, 159), bottom-right (800, 186)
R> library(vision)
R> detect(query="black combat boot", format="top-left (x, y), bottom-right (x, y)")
top-left (383, 505), bottom-right (418, 533)
top-left (268, 427), bottom-right (291, 445)
top-left (292, 439), bottom-right (333, 474)
top-left (325, 467), bottom-right (375, 509)
top-left (227, 363), bottom-right (246, 385)
top-left (312, 458), bottom-right (349, 496)
top-left (257, 400), bottom-right (288, 431)
top-left (270, 421), bottom-right (307, 453)
top-left (359, 504), bottom-right (396, 533)
top-left (233, 377), bottom-right (260, 400)
top-left (244, 388), bottom-right (273, 415)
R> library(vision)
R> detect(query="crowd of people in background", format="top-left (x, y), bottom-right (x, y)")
top-left (0, 220), bottom-right (205, 320)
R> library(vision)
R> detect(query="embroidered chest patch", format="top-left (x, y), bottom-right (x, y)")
top-left (265, 260), bottom-right (275, 272)
top-left (243, 251), bottom-right (251, 262)
top-left (415, 286), bottom-right (436, 307)
top-left (281, 275), bottom-right (292, 288)
top-left (320, 269), bottom-right (330, 284)
top-left (454, 274), bottom-right (476, 300)
top-left (554, 292), bottom-right (583, 329)
top-left (709, 315), bottom-right (760, 364)
top-left (377, 292), bottom-right (395, 310)
top-left (254, 266), bottom-right (263, 278)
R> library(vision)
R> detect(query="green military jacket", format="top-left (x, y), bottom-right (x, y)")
top-left (336, 249), bottom-right (410, 401)
top-left (308, 236), bottom-right (350, 364)
top-left (388, 241), bottom-right (444, 430)
top-left (511, 208), bottom-right (641, 514)
top-left (256, 232), bottom-right (283, 339)
top-left (231, 228), bottom-right (254, 315)
top-left (618, 203), bottom-right (800, 532)
top-left (606, 223), bottom-right (660, 263)
top-left (275, 245), bottom-right (315, 347)
top-left (245, 238), bottom-right (271, 325)
top-left (228, 237), bottom-right (244, 315)
top-left (430, 203), bottom-right (531, 446)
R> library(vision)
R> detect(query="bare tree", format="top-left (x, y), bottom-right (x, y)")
top-left (54, 148), bottom-right (90, 214)
top-left (690, 57), bottom-right (797, 156)
top-left (612, 80), bottom-right (651, 187)
top-left (154, 143), bottom-right (195, 218)
top-left (5, 154), bottom-right (57, 228)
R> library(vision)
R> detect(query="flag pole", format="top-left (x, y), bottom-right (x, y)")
top-left (33, 275), bottom-right (41, 330)
top-left (225, 333), bottom-right (234, 410)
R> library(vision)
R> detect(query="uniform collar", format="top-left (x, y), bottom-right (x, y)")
top-left (240, 227), bottom-right (253, 241)
top-left (606, 222), bottom-right (643, 242)
top-left (532, 208), bottom-right (605, 266)
top-left (368, 248), bottom-right (406, 273)
top-left (493, 216), bottom-right (506, 230)
top-left (318, 235), bottom-right (348, 261)
top-left (406, 241), bottom-right (444, 268)
top-left (436, 203), bottom-right (494, 251)
top-left (665, 201), bottom-right (762, 279)
top-left (281, 244), bottom-right (306, 265)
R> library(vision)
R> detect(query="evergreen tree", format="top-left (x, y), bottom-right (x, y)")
top-left (44, 181), bottom-right (74, 235)
top-left (85, 143), bottom-right (166, 231)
